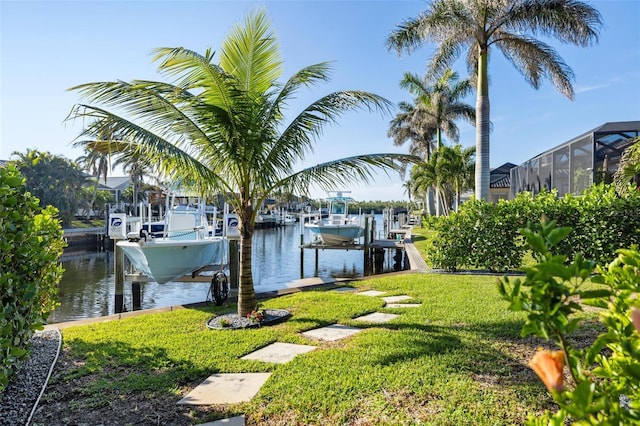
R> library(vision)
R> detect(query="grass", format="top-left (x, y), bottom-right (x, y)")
top-left (36, 272), bottom-right (593, 425)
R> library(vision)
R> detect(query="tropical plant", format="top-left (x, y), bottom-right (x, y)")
top-left (76, 147), bottom-right (110, 219)
top-left (0, 165), bottom-right (65, 392)
top-left (66, 9), bottom-right (415, 316)
top-left (387, 0), bottom-right (603, 201)
top-left (10, 149), bottom-right (88, 227)
top-left (614, 136), bottom-right (640, 195)
top-left (437, 143), bottom-right (475, 211)
top-left (389, 68), bottom-right (474, 215)
top-left (499, 219), bottom-right (640, 425)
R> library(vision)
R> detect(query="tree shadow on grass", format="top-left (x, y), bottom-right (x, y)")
top-left (35, 339), bottom-right (224, 426)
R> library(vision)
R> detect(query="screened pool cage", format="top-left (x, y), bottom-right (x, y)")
top-left (510, 121), bottom-right (640, 198)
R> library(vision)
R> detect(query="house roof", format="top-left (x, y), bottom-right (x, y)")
top-left (97, 176), bottom-right (130, 191)
top-left (490, 162), bottom-right (516, 189)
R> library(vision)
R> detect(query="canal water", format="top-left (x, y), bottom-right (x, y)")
top-left (51, 216), bottom-right (401, 323)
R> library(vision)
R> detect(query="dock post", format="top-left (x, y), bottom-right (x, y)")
top-left (114, 244), bottom-right (125, 314)
top-left (132, 281), bottom-right (141, 310)
top-left (229, 238), bottom-right (240, 289)
top-left (363, 216), bottom-right (370, 275)
top-left (300, 233), bottom-right (304, 279)
top-left (314, 248), bottom-right (319, 276)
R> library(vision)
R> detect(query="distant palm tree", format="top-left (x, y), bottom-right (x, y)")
top-left (388, 0), bottom-right (602, 201)
top-left (437, 144), bottom-right (475, 212)
top-left (76, 147), bottom-right (110, 219)
top-left (389, 69), bottom-right (474, 215)
top-left (67, 9), bottom-right (415, 316)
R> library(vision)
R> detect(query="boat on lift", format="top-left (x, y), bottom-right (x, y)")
top-left (304, 192), bottom-right (364, 245)
top-left (117, 195), bottom-right (227, 284)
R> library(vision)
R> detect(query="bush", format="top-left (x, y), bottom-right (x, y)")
top-left (0, 165), bottom-right (65, 392)
top-left (426, 184), bottom-right (640, 271)
top-left (499, 219), bottom-right (640, 424)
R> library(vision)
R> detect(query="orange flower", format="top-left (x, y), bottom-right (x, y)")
top-left (632, 309), bottom-right (640, 334)
top-left (529, 349), bottom-right (565, 393)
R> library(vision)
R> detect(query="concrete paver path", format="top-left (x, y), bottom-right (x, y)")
top-left (354, 312), bottom-right (399, 323)
top-left (302, 324), bottom-right (363, 341)
top-left (386, 303), bottom-right (421, 308)
top-left (382, 295), bottom-right (413, 304)
top-left (357, 290), bottom-right (386, 297)
top-left (178, 373), bottom-right (271, 405)
top-left (241, 342), bottom-right (316, 364)
top-left (198, 415), bottom-right (246, 425)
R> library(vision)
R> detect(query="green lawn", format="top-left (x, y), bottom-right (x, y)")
top-left (36, 273), bottom-right (577, 425)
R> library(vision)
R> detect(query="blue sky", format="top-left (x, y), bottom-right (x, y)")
top-left (1, 0), bottom-right (639, 201)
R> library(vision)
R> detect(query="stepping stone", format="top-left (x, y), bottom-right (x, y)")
top-left (386, 303), bottom-right (421, 309)
top-left (333, 287), bottom-right (356, 292)
top-left (302, 324), bottom-right (363, 341)
top-left (197, 416), bottom-right (246, 425)
top-left (241, 342), bottom-right (316, 364)
top-left (382, 295), bottom-right (413, 304)
top-left (177, 373), bottom-right (271, 405)
top-left (358, 290), bottom-right (386, 297)
top-left (354, 312), bottom-right (399, 323)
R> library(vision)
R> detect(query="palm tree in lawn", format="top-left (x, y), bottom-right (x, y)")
top-left (387, 0), bottom-right (603, 201)
top-left (389, 68), bottom-right (474, 215)
top-left (67, 9), bottom-right (415, 317)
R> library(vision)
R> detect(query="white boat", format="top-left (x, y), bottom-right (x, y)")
top-left (282, 214), bottom-right (297, 226)
top-left (305, 192), bottom-right (364, 245)
top-left (117, 202), bottom-right (226, 284)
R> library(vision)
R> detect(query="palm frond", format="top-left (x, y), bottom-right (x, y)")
top-left (495, 33), bottom-right (575, 99)
top-left (276, 153), bottom-right (419, 197)
top-left (220, 8), bottom-right (283, 94)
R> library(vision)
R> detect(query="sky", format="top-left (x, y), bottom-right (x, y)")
top-left (1, 0), bottom-right (639, 201)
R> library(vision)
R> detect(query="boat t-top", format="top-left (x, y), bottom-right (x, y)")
top-left (304, 191), bottom-right (364, 245)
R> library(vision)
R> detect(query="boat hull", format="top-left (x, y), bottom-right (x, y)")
top-left (305, 224), bottom-right (364, 245)
top-left (117, 238), bottom-right (225, 284)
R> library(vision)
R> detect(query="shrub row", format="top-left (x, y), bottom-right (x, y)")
top-left (426, 184), bottom-right (640, 271)
top-left (0, 165), bottom-right (65, 392)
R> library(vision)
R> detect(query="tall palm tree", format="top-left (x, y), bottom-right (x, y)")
top-left (387, 0), bottom-right (602, 201)
top-left (67, 10), bottom-right (415, 316)
top-left (389, 68), bottom-right (474, 215)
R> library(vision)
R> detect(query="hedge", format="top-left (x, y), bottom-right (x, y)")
top-left (0, 165), bottom-right (65, 392)
top-left (426, 184), bottom-right (640, 271)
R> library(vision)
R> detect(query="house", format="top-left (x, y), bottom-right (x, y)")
top-left (490, 162), bottom-right (517, 203)
top-left (510, 121), bottom-right (640, 198)
top-left (95, 176), bottom-right (131, 211)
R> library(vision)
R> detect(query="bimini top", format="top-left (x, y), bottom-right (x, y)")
top-left (325, 191), bottom-right (356, 202)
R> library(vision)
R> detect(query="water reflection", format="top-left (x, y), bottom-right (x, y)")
top-left (52, 217), bottom-right (399, 323)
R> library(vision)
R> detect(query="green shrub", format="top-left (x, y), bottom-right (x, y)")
top-left (499, 219), bottom-right (640, 424)
top-left (425, 184), bottom-right (640, 271)
top-left (0, 165), bottom-right (65, 392)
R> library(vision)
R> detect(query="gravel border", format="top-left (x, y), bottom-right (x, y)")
top-left (206, 309), bottom-right (291, 330)
top-left (0, 329), bottom-right (61, 426)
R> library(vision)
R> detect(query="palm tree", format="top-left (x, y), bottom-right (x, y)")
top-left (389, 69), bottom-right (474, 215)
top-left (387, 0), bottom-right (602, 201)
top-left (67, 9), bottom-right (415, 317)
top-left (437, 144), bottom-right (475, 212)
top-left (76, 147), bottom-right (110, 219)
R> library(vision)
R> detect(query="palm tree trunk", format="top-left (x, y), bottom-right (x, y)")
top-left (476, 47), bottom-right (491, 201)
top-left (426, 187), bottom-right (435, 215)
top-left (238, 231), bottom-right (257, 317)
top-left (435, 128), bottom-right (442, 216)
top-left (237, 205), bottom-right (257, 317)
